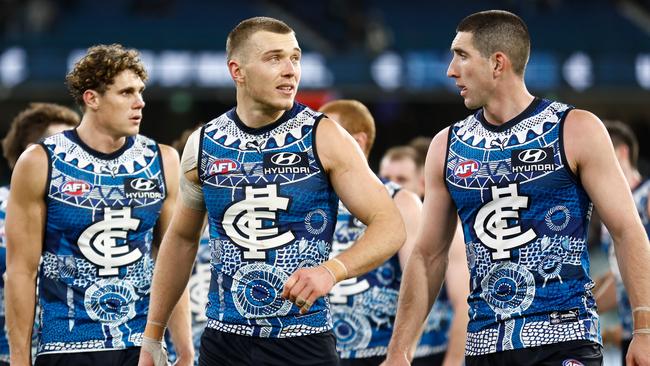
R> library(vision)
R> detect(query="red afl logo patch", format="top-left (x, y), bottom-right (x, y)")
top-left (61, 180), bottom-right (92, 196)
top-left (209, 159), bottom-right (239, 175)
top-left (454, 160), bottom-right (480, 178)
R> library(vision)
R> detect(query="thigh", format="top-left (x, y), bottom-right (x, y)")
top-left (411, 352), bottom-right (444, 366)
top-left (255, 331), bottom-right (340, 366)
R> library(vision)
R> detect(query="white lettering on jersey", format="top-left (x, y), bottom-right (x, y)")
top-left (222, 184), bottom-right (295, 260)
top-left (78, 207), bottom-right (143, 276)
top-left (474, 183), bottom-right (537, 260)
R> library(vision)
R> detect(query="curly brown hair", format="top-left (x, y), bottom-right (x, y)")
top-left (2, 103), bottom-right (80, 169)
top-left (65, 43), bottom-right (148, 108)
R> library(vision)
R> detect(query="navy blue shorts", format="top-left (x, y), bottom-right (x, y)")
top-left (465, 340), bottom-right (602, 366)
top-left (199, 327), bottom-right (339, 366)
top-left (338, 351), bottom-right (443, 366)
top-left (34, 348), bottom-right (140, 366)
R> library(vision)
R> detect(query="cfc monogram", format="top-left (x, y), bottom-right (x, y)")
top-left (222, 184), bottom-right (295, 259)
top-left (78, 207), bottom-right (143, 276)
top-left (473, 183), bottom-right (537, 260)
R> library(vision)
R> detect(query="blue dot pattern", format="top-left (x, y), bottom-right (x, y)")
top-left (446, 99), bottom-right (600, 355)
top-left (37, 130), bottom-right (165, 355)
top-left (199, 103), bottom-right (339, 338)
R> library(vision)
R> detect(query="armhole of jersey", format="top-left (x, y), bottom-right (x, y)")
top-left (442, 124), bottom-right (454, 195)
top-left (38, 141), bottom-right (53, 204)
top-left (197, 124), bottom-right (207, 184)
top-left (558, 107), bottom-right (581, 186)
top-left (391, 187), bottom-right (401, 199)
top-left (311, 113), bottom-right (328, 179)
top-left (154, 142), bottom-right (168, 198)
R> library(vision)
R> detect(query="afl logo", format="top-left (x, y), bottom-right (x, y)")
top-left (454, 160), bottom-right (480, 178)
top-left (209, 159), bottom-right (239, 175)
top-left (562, 360), bottom-right (584, 366)
top-left (518, 149), bottom-right (547, 163)
top-left (61, 180), bottom-right (92, 196)
top-left (270, 152), bottom-right (301, 166)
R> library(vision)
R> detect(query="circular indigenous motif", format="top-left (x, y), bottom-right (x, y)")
top-left (545, 205), bottom-right (571, 232)
top-left (537, 254), bottom-right (563, 280)
top-left (375, 262), bottom-right (397, 286)
top-left (305, 209), bottom-right (328, 235)
top-left (84, 279), bottom-right (138, 325)
top-left (481, 262), bottom-right (535, 317)
top-left (331, 306), bottom-right (372, 351)
top-left (231, 263), bottom-right (293, 318)
top-left (298, 258), bottom-right (319, 269)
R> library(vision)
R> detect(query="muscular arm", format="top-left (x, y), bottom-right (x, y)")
top-left (385, 128), bottom-right (459, 364)
top-left (320, 118), bottom-right (406, 277)
top-left (564, 110), bottom-right (650, 363)
top-left (442, 225), bottom-right (469, 366)
top-left (153, 144), bottom-right (194, 364)
top-left (282, 118), bottom-right (406, 312)
top-left (5, 146), bottom-right (48, 366)
top-left (394, 189), bottom-right (423, 269)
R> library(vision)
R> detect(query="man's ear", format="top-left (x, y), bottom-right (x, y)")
top-left (82, 90), bottom-right (100, 111)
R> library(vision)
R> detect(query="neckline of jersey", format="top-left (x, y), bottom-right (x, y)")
top-left (477, 97), bottom-right (542, 133)
top-left (229, 103), bottom-right (301, 136)
top-left (66, 128), bottom-right (135, 160)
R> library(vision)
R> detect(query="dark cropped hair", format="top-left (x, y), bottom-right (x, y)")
top-left (605, 120), bottom-right (639, 168)
top-left (457, 10), bottom-right (530, 76)
top-left (2, 103), bottom-right (80, 168)
top-left (66, 43), bottom-right (147, 108)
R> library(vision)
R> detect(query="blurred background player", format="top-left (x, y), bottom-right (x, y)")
top-left (595, 120), bottom-right (649, 365)
top-left (5, 44), bottom-right (192, 366)
top-left (379, 143), bottom-right (469, 365)
top-left (318, 99), bottom-right (423, 365)
top-left (0, 102), bottom-right (80, 366)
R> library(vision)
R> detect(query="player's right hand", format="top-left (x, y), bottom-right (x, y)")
top-left (282, 265), bottom-right (336, 314)
top-left (138, 336), bottom-right (171, 366)
top-left (380, 352), bottom-right (411, 366)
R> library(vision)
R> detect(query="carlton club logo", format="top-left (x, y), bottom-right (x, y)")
top-left (61, 180), bottom-right (92, 196)
top-left (454, 160), bottom-right (480, 178)
top-left (208, 159), bottom-right (239, 175)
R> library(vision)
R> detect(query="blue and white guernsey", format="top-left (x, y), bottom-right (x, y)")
top-left (199, 103), bottom-right (339, 338)
top-left (414, 286), bottom-right (453, 358)
top-left (601, 179), bottom-right (650, 341)
top-left (0, 186), bottom-right (9, 362)
top-left (329, 180), bottom-right (401, 358)
top-left (445, 98), bottom-right (600, 355)
top-left (38, 129), bottom-right (166, 355)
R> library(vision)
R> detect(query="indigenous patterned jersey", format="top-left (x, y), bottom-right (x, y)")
top-left (445, 98), bottom-right (599, 355)
top-left (601, 179), bottom-right (650, 340)
top-left (0, 186), bottom-right (8, 362)
top-left (414, 286), bottom-right (453, 358)
top-left (38, 130), bottom-right (166, 354)
top-left (199, 103), bottom-right (339, 338)
top-left (329, 180), bottom-right (401, 358)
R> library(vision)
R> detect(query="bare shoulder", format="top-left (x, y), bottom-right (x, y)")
top-left (158, 143), bottom-right (180, 163)
top-left (393, 188), bottom-right (422, 210)
top-left (314, 117), bottom-right (361, 173)
top-left (11, 144), bottom-right (49, 196)
top-left (563, 109), bottom-right (610, 168)
top-left (424, 126), bottom-right (451, 179)
top-left (563, 109), bottom-right (606, 138)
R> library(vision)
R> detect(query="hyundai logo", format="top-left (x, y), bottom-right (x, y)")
top-left (518, 149), bottom-right (547, 163)
top-left (270, 152), bottom-right (302, 166)
top-left (130, 178), bottom-right (156, 191)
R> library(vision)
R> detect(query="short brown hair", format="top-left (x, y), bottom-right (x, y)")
top-left (457, 10), bottom-right (530, 76)
top-left (408, 136), bottom-right (431, 169)
top-left (605, 120), bottom-right (639, 168)
top-left (2, 103), bottom-right (80, 169)
top-left (66, 43), bottom-right (148, 107)
top-left (226, 17), bottom-right (294, 61)
top-left (319, 100), bottom-right (376, 155)
top-left (382, 145), bottom-right (418, 165)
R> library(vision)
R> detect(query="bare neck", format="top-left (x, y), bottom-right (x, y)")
top-left (482, 78), bottom-right (535, 126)
top-left (76, 117), bottom-right (127, 154)
top-left (235, 93), bottom-right (287, 129)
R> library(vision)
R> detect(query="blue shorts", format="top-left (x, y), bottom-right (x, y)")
top-left (34, 348), bottom-right (140, 366)
top-left (465, 340), bottom-right (602, 366)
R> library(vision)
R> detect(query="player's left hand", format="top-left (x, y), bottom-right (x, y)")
top-left (138, 336), bottom-right (171, 366)
top-left (282, 265), bottom-right (336, 314)
top-left (626, 335), bottom-right (650, 366)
